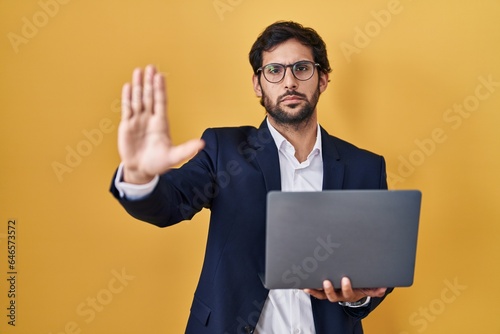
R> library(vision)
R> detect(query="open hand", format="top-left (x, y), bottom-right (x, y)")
top-left (118, 65), bottom-right (205, 184)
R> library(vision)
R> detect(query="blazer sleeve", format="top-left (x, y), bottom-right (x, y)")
top-left (109, 128), bottom-right (219, 227)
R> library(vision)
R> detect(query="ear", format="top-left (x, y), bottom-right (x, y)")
top-left (319, 72), bottom-right (329, 93)
top-left (252, 74), bottom-right (262, 97)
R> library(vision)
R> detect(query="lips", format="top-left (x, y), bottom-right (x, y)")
top-left (281, 95), bottom-right (304, 103)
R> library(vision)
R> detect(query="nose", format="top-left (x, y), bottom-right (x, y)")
top-left (283, 67), bottom-right (298, 90)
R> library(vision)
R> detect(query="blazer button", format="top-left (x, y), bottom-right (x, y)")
top-left (244, 325), bottom-right (254, 334)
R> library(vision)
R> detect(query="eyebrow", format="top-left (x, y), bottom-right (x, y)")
top-left (263, 60), bottom-right (314, 66)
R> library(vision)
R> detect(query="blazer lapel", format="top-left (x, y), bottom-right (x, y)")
top-left (253, 120), bottom-right (281, 192)
top-left (320, 127), bottom-right (345, 190)
top-left (252, 120), bottom-right (280, 285)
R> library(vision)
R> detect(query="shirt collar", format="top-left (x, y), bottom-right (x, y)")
top-left (266, 117), bottom-right (322, 158)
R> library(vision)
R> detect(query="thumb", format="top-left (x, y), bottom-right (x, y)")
top-left (168, 139), bottom-right (205, 166)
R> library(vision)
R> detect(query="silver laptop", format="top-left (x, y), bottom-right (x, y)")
top-left (264, 190), bottom-right (422, 289)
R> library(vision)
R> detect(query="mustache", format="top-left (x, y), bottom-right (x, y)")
top-left (278, 90), bottom-right (307, 101)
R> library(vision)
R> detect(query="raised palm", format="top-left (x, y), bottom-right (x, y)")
top-left (118, 65), bottom-right (204, 184)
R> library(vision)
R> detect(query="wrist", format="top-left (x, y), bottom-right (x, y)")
top-left (122, 166), bottom-right (155, 185)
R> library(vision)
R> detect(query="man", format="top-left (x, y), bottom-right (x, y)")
top-left (110, 21), bottom-right (390, 334)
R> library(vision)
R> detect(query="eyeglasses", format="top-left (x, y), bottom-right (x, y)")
top-left (257, 60), bottom-right (320, 83)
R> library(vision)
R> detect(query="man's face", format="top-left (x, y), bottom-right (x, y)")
top-left (252, 38), bottom-right (329, 127)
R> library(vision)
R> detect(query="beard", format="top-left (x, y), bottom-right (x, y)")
top-left (260, 84), bottom-right (321, 127)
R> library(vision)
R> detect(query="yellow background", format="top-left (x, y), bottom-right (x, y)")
top-left (1, 0), bottom-right (499, 333)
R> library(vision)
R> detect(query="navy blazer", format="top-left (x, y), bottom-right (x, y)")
top-left (110, 120), bottom-right (391, 334)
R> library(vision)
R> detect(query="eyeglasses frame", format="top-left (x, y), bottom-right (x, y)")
top-left (256, 60), bottom-right (321, 84)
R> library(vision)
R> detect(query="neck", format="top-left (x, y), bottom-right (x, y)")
top-left (268, 115), bottom-right (318, 163)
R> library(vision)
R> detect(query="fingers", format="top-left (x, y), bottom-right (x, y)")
top-left (340, 277), bottom-right (355, 300)
top-left (305, 278), bottom-right (384, 303)
top-left (303, 288), bottom-right (327, 300)
top-left (168, 139), bottom-right (205, 166)
top-left (131, 68), bottom-right (143, 114)
top-left (323, 280), bottom-right (342, 302)
top-left (124, 65), bottom-right (165, 117)
top-left (121, 83), bottom-right (132, 120)
top-left (143, 65), bottom-right (155, 113)
top-left (153, 70), bottom-right (166, 117)
top-left (303, 281), bottom-right (339, 302)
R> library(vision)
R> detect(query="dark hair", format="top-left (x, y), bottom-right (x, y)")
top-left (249, 21), bottom-right (332, 75)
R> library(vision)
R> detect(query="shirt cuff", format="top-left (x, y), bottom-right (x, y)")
top-left (338, 296), bottom-right (371, 308)
top-left (114, 163), bottom-right (159, 200)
